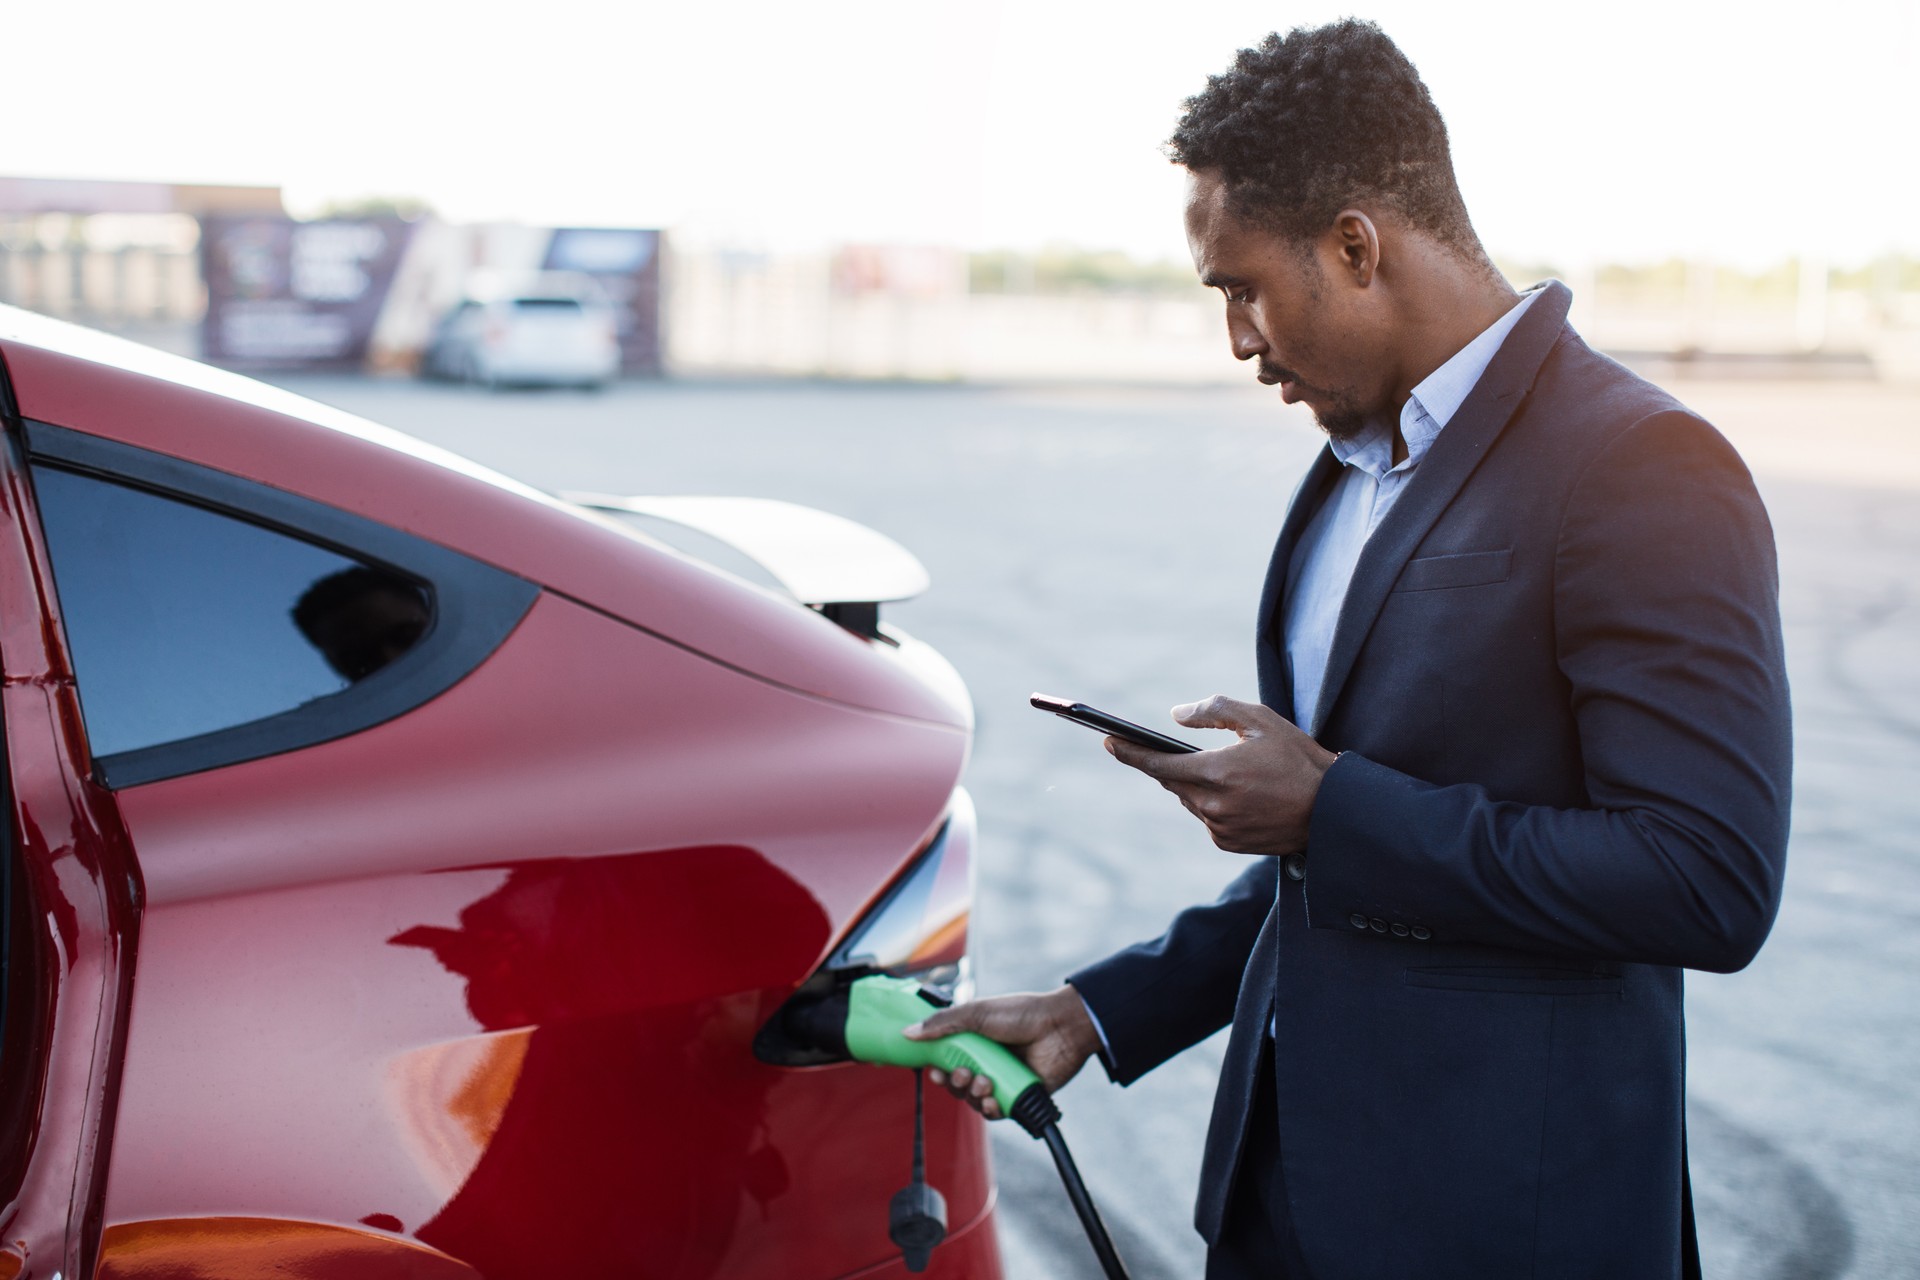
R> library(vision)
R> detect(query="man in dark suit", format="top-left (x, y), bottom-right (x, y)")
top-left (906, 19), bottom-right (1791, 1278)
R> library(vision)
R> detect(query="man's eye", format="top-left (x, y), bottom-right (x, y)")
top-left (1226, 289), bottom-right (1252, 304)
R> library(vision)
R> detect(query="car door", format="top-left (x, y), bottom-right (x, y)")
top-left (6, 420), bottom-right (563, 1279)
top-left (0, 394), bottom-right (143, 1280)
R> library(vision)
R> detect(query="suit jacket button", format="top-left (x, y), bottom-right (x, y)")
top-left (1369, 918), bottom-right (1388, 933)
top-left (1283, 854), bottom-right (1306, 881)
top-left (1350, 913), bottom-right (1369, 930)
top-left (1391, 922), bottom-right (1409, 937)
top-left (1411, 926), bottom-right (1432, 941)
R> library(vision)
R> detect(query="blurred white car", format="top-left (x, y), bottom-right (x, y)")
top-left (423, 273), bottom-right (622, 388)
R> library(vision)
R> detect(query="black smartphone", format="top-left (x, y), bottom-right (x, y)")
top-left (1030, 693), bottom-right (1201, 754)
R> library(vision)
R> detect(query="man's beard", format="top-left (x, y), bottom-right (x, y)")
top-left (1258, 359), bottom-right (1369, 441)
top-left (1312, 402), bottom-right (1370, 441)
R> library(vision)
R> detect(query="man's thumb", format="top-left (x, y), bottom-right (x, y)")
top-left (903, 1003), bottom-right (978, 1040)
top-left (1172, 694), bottom-right (1260, 731)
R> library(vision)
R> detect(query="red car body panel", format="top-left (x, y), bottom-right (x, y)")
top-left (0, 309), bottom-right (1003, 1280)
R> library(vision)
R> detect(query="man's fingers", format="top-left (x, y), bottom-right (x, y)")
top-left (1107, 736), bottom-right (1212, 782)
top-left (929, 1066), bottom-right (999, 1119)
top-left (928, 1065), bottom-right (996, 1117)
top-left (1171, 694), bottom-right (1276, 733)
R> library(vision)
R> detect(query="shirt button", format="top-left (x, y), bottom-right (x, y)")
top-left (1369, 918), bottom-right (1388, 933)
top-left (1283, 854), bottom-right (1307, 881)
top-left (1350, 913), bottom-right (1369, 930)
top-left (1411, 926), bottom-right (1432, 941)
top-left (1390, 922), bottom-right (1409, 937)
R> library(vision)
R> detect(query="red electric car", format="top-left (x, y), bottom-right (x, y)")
top-left (0, 304), bottom-right (1003, 1279)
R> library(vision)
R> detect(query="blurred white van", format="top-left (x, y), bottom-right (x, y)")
top-left (422, 272), bottom-right (621, 389)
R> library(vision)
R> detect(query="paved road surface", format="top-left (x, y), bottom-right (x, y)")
top-left (277, 372), bottom-right (1920, 1280)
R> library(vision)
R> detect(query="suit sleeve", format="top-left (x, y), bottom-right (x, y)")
top-left (1305, 411), bottom-right (1792, 972)
top-left (1067, 856), bottom-right (1277, 1085)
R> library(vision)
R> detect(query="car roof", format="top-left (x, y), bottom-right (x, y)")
top-left (0, 305), bottom-right (959, 726)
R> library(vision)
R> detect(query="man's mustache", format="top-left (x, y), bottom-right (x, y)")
top-left (1258, 359), bottom-right (1298, 385)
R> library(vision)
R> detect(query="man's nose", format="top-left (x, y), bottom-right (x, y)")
top-left (1226, 310), bottom-right (1267, 363)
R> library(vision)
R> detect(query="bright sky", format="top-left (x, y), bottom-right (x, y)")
top-left (10, 0), bottom-right (1916, 268)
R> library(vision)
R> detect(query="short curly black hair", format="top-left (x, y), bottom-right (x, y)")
top-left (1169, 19), bottom-right (1476, 254)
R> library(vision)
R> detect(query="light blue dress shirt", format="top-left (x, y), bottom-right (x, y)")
top-left (1283, 288), bottom-right (1541, 733)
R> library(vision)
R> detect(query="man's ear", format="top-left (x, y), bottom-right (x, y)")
top-left (1329, 209), bottom-right (1379, 287)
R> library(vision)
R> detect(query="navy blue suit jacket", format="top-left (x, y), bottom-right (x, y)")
top-left (1070, 282), bottom-right (1791, 1279)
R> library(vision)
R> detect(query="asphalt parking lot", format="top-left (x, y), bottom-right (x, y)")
top-left (278, 370), bottom-right (1920, 1280)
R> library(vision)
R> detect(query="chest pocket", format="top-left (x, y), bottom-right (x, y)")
top-left (1392, 548), bottom-right (1512, 593)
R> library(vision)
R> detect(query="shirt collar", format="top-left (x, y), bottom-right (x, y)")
top-left (1328, 286), bottom-right (1544, 478)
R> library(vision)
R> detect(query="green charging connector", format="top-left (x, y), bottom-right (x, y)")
top-left (843, 975), bottom-right (1057, 1131)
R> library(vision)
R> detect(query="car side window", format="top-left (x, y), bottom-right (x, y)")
top-left (32, 467), bottom-right (430, 758)
top-left (23, 421), bottom-right (539, 788)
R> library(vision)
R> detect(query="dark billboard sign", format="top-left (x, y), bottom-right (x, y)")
top-left (201, 216), bottom-right (415, 370)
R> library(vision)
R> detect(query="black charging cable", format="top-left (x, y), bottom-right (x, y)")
top-left (1042, 1123), bottom-right (1131, 1279)
top-left (1007, 1085), bottom-right (1132, 1280)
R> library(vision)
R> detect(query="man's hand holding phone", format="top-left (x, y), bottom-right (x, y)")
top-left (1101, 694), bottom-right (1338, 856)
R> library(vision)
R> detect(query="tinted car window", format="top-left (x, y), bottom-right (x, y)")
top-left (32, 466), bottom-right (430, 758)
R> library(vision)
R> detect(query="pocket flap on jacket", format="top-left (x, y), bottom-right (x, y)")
top-left (1392, 549), bottom-right (1512, 593)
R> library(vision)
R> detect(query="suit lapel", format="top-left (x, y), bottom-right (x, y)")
top-left (1255, 445), bottom-right (1343, 719)
top-left (1308, 281), bottom-right (1573, 736)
